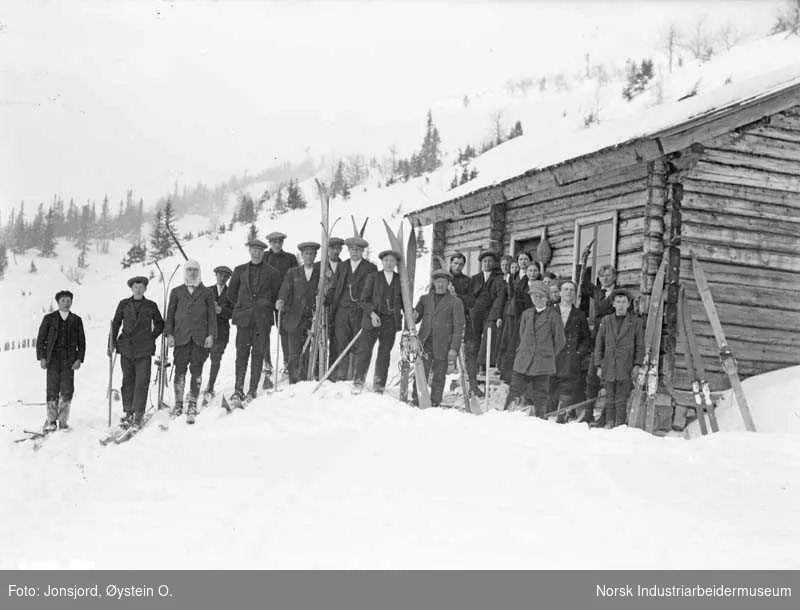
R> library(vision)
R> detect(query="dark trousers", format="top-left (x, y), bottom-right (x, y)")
top-left (498, 314), bottom-right (519, 382)
top-left (462, 316), bottom-right (479, 389)
top-left (234, 324), bottom-right (269, 395)
top-left (286, 322), bottom-right (311, 384)
top-left (206, 336), bottom-right (228, 392)
top-left (604, 379), bottom-right (633, 427)
top-left (174, 342), bottom-right (209, 405)
top-left (411, 345), bottom-right (448, 406)
top-left (505, 372), bottom-right (551, 418)
top-left (354, 324), bottom-right (397, 389)
top-left (331, 306), bottom-right (362, 381)
top-left (46, 352), bottom-right (75, 404)
top-left (120, 355), bottom-right (151, 414)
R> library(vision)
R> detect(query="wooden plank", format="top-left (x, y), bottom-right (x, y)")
top-left (514, 164), bottom-right (650, 207)
top-left (681, 222), bottom-right (800, 254)
top-left (678, 257), bottom-right (800, 291)
top-left (682, 237), bottom-right (800, 272)
top-left (444, 215), bottom-right (491, 234)
top-left (550, 141), bottom-right (661, 186)
top-left (706, 131), bottom-right (800, 163)
top-left (769, 111), bottom-right (800, 132)
top-left (682, 177), bottom-right (800, 207)
top-left (686, 332), bottom-right (799, 366)
top-left (682, 208), bottom-right (800, 237)
top-left (682, 278), bottom-right (800, 313)
top-left (702, 148), bottom-right (800, 176)
top-left (683, 295), bottom-right (800, 331)
top-left (690, 160), bottom-right (800, 192)
top-left (746, 125), bottom-right (800, 144)
top-left (681, 191), bottom-right (800, 223)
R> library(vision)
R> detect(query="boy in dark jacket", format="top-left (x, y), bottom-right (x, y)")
top-left (204, 265), bottom-right (233, 398)
top-left (110, 276), bottom-right (164, 428)
top-left (593, 289), bottom-right (644, 428)
top-left (37, 290), bottom-right (86, 431)
top-left (165, 260), bottom-right (217, 421)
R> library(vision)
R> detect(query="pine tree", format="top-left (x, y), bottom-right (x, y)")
top-left (622, 58), bottom-right (655, 101)
top-left (31, 203), bottom-right (45, 248)
top-left (273, 186), bottom-right (286, 214)
top-left (12, 202), bottom-right (27, 254)
top-left (332, 160), bottom-right (347, 198)
top-left (0, 243), bottom-right (7, 279)
top-left (121, 242), bottom-right (147, 269)
top-left (66, 198), bottom-right (78, 238)
top-left (163, 199), bottom-right (177, 242)
top-left (508, 120), bottom-right (524, 139)
top-left (100, 194), bottom-right (111, 237)
top-left (149, 208), bottom-right (172, 261)
top-left (39, 209), bottom-right (56, 257)
top-left (247, 223), bottom-right (259, 243)
top-left (76, 205), bottom-right (91, 268)
top-left (51, 196), bottom-right (65, 237)
top-left (341, 181), bottom-right (351, 200)
top-left (29, 260), bottom-right (37, 273)
top-left (286, 179), bottom-right (307, 210)
top-left (136, 198), bottom-right (145, 239)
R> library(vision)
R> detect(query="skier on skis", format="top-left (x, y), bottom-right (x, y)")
top-left (412, 269), bottom-right (465, 407)
top-left (36, 290), bottom-right (86, 432)
top-left (165, 260), bottom-right (217, 423)
top-left (503, 280), bottom-right (565, 418)
top-left (109, 276), bottom-right (165, 429)
top-left (263, 231), bottom-right (298, 385)
top-left (352, 249), bottom-right (404, 394)
top-left (593, 288), bottom-right (644, 428)
top-left (225, 239), bottom-right (283, 403)
top-left (326, 235), bottom-right (377, 382)
top-left (467, 251), bottom-right (506, 394)
top-left (275, 241), bottom-right (321, 384)
top-left (203, 265), bottom-right (233, 399)
top-left (553, 280), bottom-right (591, 423)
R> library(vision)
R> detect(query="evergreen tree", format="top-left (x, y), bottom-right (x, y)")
top-left (136, 198), bottom-right (145, 239)
top-left (12, 202), bottom-right (27, 254)
top-left (50, 196), bottom-right (65, 237)
top-left (235, 193), bottom-right (256, 224)
top-left (29, 260), bottom-right (37, 273)
top-left (76, 205), bottom-right (91, 268)
top-left (273, 186), bottom-right (286, 214)
top-left (121, 242), bottom-right (147, 269)
top-left (332, 160), bottom-right (347, 198)
top-left (149, 208), bottom-right (172, 261)
top-left (286, 179), bottom-right (307, 210)
top-left (622, 58), bottom-right (655, 101)
top-left (66, 198), bottom-right (78, 238)
top-left (39, 209), bottom-right (56, 257)
top-left (508, 120), bottom-right (524, 139)
top-left (341, 181), bottom-right (351, 200)
top-left (100, 194), bottom-right (111, 237)
top-left (0, 243), bottom-right (7, 279)
top-left (31, 203), bottom-right (45, 247)
top-left (460, 165), bottom-right (470, 185)
top-left (247, 223), bottom-right (259, 243)
top-left (163, 199), bottom-right (177, 242)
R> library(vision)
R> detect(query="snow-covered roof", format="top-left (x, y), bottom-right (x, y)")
top-left (409, 36), bottom-right (800, 223)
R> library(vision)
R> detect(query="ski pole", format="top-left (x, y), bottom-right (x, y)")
top-left (312, 329), bottom-right (363, 393)
top-left (274, 310), bottom-right (281, 391)
top-left (484, 325), bottom-right (492, 412)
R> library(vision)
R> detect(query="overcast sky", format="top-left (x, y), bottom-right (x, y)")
top-left (0, 0), bottom-right (779, 216)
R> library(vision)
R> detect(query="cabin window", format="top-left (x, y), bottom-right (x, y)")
top-left (465, 250), bottom-right (480, 275)
top-left (572, 211), bottom-right (618, 319)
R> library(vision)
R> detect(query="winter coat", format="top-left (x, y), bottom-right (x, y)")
top-left (211, 284), bottom-right (233, 344)
top-left (265, 250), bottom-right (299, 284)
top-left (590, 284), bottom-right (617, 330)
top-left (450, 272), bottom-right (472, 309)
top-left (326, 258), bottom-right (378, 316)
top-left (468, 270), bottom-right (506, 324)
top-left (360, 270), bottom-right (403, 332)
top-left (278, 265), bottom-right (320, 332)
top-left (414, 292), bottom-right (465, 361)
top-left (555, 305), bottom-right (591, 379)
top-left (36, 311), bottom-right (86, 366)
top-left (225, 260), bottom-right (283, 328)
top-left (593, 312), bottom-right (645, 381)
top-left (110, 297), bottom-right (164, 359)
top-left (165, 284), bottom-right (217, 347)
top-left (512, 306), bottom-right (566, 377)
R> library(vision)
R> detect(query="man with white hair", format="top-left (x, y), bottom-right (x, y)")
top-left (165, 259), bottom-right (217, 423)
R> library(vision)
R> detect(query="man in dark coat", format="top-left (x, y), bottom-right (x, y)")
top-left (504, 281), bottom-right (565, 418)
top-left (553, 280), bottom-right (591, 423)
top-left (276, 242), bottom-right (320, 384)
top-left (594, 289), bottom-right (644, 428)
top-left (225, 239), bottom-right (283, 401)
top-left (165, 260), bottom-right (217, 421)
top-left (110, 277), bottom-right (164, 428)
top-left (583, 264), bottom-right (618, 422)
top-left (353, 249), bottom-right (403, 393)
top-left (326, 237), bottom-right (345, 366)
top-left (466, 251), bottom-right (506, 393)
top-left (326, 236), bottom-right (377, 381)
top-left (37, 290), bottom-right (86, 431)
top-left (413, 270), bottom-right (465, 407)
top-left (204, 265), bottom-right (233, 398)
top-left (263, 231), bottom-right (298, 380)
top-left (448, 252), bottom-right (476, 392)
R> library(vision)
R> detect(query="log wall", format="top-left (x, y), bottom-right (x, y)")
top-left (674, 105), bottom-right (800, 396)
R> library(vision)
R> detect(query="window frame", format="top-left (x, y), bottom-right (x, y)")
top-left (571, 210), bottom-right (619, 283)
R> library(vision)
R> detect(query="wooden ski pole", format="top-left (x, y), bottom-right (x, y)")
top-left (274, 310), bottom-right (281, 391)
top-left (484, 325), bottom-right (492, 412)
top-left (107, 322), bottom-right (115, 427)
top-left (312, 329), bottom-right (363, 393)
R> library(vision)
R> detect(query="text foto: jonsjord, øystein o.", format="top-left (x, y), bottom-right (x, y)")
top-left (8, 584), bottom-right (172, 600)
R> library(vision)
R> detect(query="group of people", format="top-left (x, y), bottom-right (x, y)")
top-left (35, 229), bottom-right (644, 433)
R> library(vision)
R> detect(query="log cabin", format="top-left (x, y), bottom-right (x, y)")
top-left (406, 65), bottom-right (800, 430)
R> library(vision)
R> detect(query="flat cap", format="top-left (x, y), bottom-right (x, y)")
top-left (431, 269), bottom-right (451, 281)
top-left (378, 249), bottom-right (401, 261)
top-left (345, 236), bottom-right (368, 248)
top-left (298, 241), bottom-right (321, 251)
top-left (529, 280), bottom-right (547, 297)
top-left (478, 250), bottom-right (498, 262)
top-left (265, 231), bottom-right (287, 241)
top-left (328, 237), bottom-right (345, 247)
top-left (127, 276), bottom-right (149, 288)
top-left (246, 239), bottom-right (268, 249)
top-left (449, 252), bottom-right (466, 262)
top-left (213, 265), bottom-right (233, 276)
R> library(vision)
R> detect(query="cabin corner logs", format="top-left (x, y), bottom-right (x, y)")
top-left (409, 103), bottom-right (800, 430)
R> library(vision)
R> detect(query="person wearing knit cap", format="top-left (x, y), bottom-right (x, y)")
top-left (411, 269), bottom-right (465, 407)
top-left (352, 250), bottom-right (404, 393)
top-left (109, 276), bottom-right (164, 429)
top-left (275, 242), bottom-right (321, 384)
top-left (203, 265), bottom-right (234, 399)
top-left (164, 260), bottom-right (217, 422)
top-left (36, 290), bottom-right (86, 432)
top-left (224, 239), bottom-right (283, 401)
top-left (263, 231), bottom-right (298, 382)
top-left (325, 235), bottom-right (377, 381)
top-left (503, 280), bottom-right (565, 418)
top-left (466, 250), bottom-right (506, 396)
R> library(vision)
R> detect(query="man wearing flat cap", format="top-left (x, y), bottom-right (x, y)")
top-left (353, 249), bottom-right (404, 393)
top-left (263, 231), bottom-right (298, 383)
top-left (203, 265), bottom-right (233, 399)
top-left (37, 290), bottom-right (87, 432)
top-left (224, 239), bottom-right (283, 402)
top-left (109, 277), bottom-right (164, 429)
top-left (466, 250), bottom-right (506, 396)
top-left (504, 280), bottom-right (565, 418)
top-left (325, 237), bottom-right (345, 364)
top-left (412, 269), bottom-right (465, 407)
top-left (276, 241), bottom-right (321, 384)
top-left (326, 235), bottom-right (377, 381)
